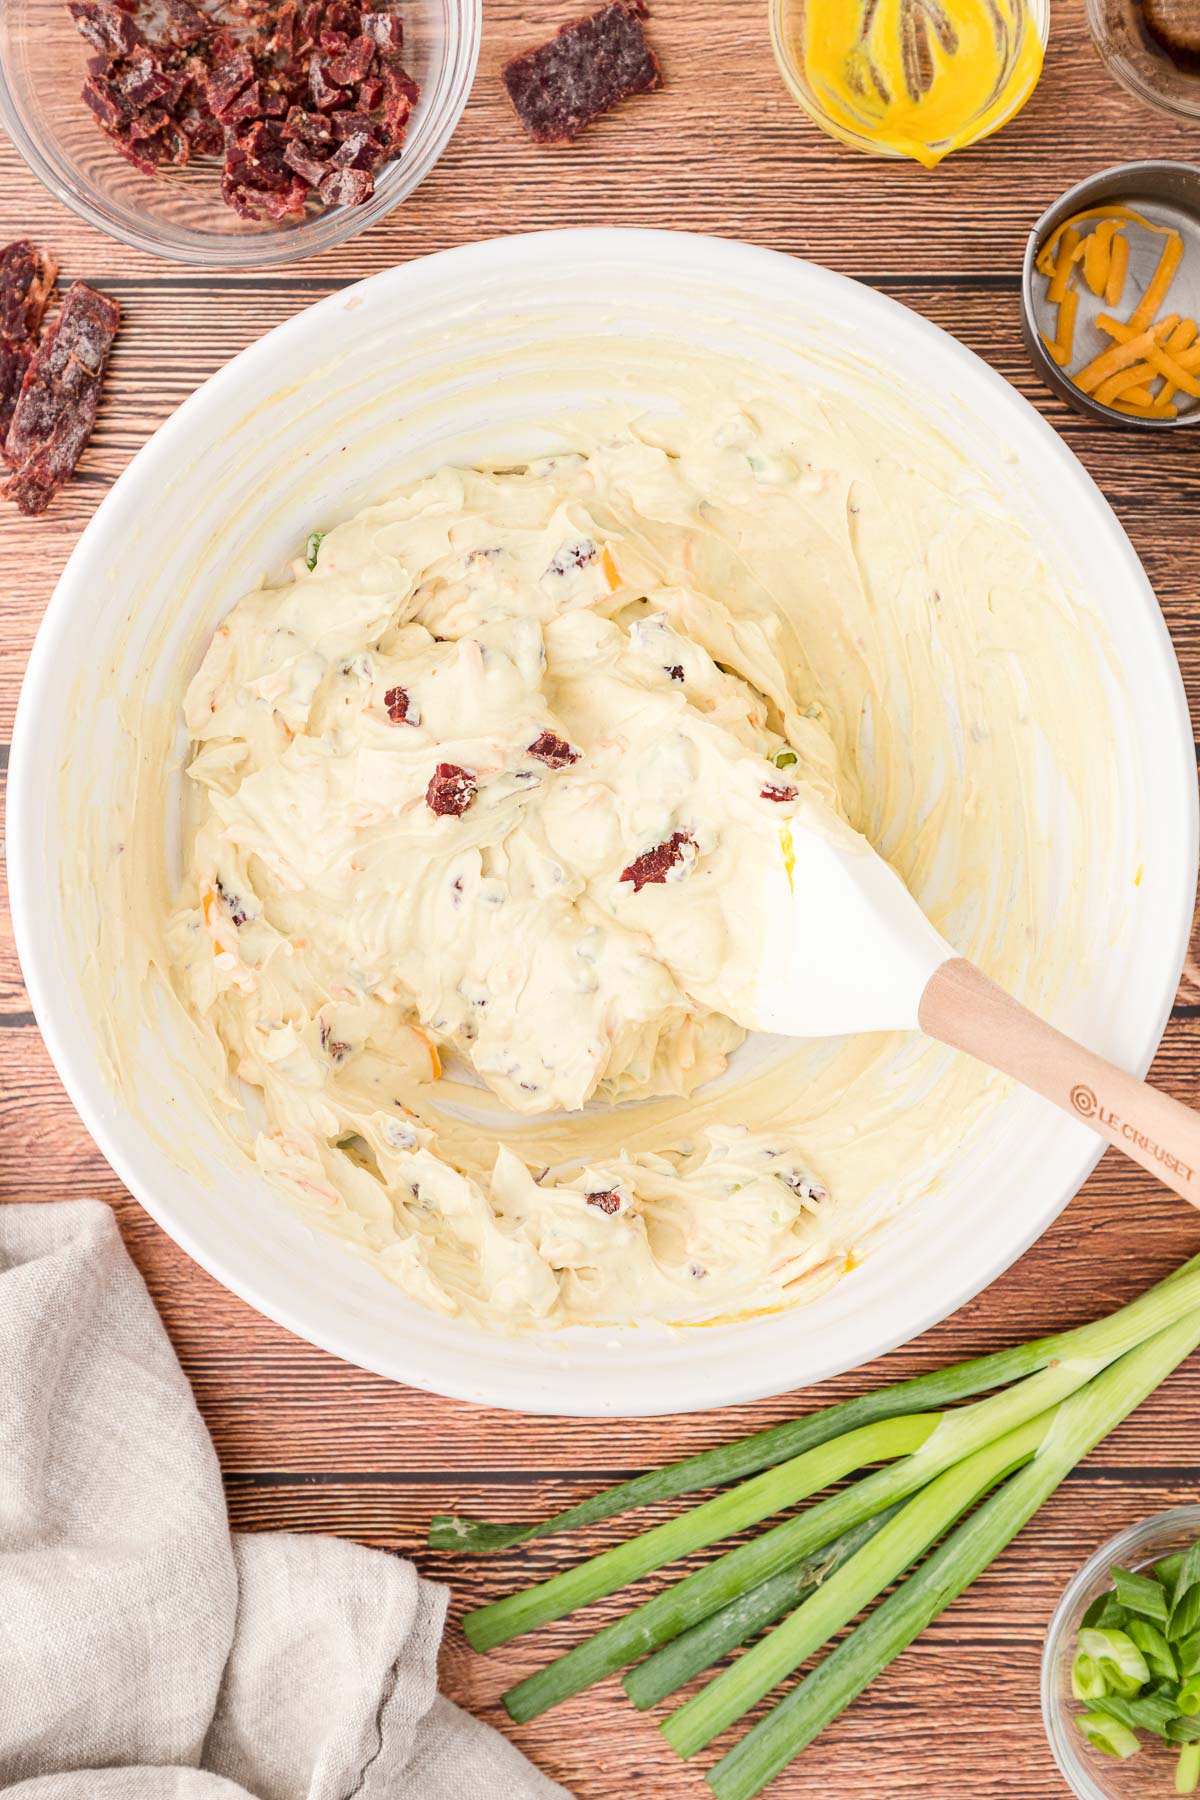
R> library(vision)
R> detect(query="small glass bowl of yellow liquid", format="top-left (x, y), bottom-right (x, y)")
top-left (770, 0), bottom-right (1049, 169)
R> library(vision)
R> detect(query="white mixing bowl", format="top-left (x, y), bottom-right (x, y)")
top-left (9, 231), bottom-right (1196, 1415)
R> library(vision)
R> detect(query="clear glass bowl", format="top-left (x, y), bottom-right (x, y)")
top-left (769, 0), bottom-right (1050, 164)
top-left (1085, 0), bottom-right (1200, 124)
top-left (1043, 1506), bottom-right (1200, 1800)
top-left (0, 0), bottom-right (480, 266)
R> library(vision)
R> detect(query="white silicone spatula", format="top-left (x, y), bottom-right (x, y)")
top-left (730, 820), bottom-right (1200, 1208)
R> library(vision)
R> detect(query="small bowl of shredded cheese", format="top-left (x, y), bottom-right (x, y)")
top-left (1023, 160), bottom-right (1200, 429)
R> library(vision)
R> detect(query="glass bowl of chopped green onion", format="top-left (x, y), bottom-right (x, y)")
top-left (1043, 1507), bottom-right (1200, 1799)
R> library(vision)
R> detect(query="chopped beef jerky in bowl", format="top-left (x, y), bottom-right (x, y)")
top-left (0, 0), bottom-right (480, 264)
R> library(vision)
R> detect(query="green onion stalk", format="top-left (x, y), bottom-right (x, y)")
top-left (705, 1313), bottom-right (1200, 1800)
top-left (494, 1338), bottom-right (1180, 1717)
top-left (438, 1257), bottom-right (1200, 1797)
top-left (662, 1411), bottom-right (1052, 1758)
top-left (622, 1506), bottom-right (906, 1712)
top-left (430, 1254), bottom-right (1200, 1557)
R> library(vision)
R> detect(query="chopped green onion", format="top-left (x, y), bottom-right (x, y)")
top-left (1169, 1718), bottom-right (1200, 1745)
top-left (1093, 1687), bottom-right (1178, 1736)
top-left (1078, 1712), bottom-right (1141, 1759)
top-left (1177, 1543), bottom-right (1200, 1601)
top-left (1179, 1680), bottom-right (1200, 1716)
top-left (1113, 1565), bottom-right (1170, 1624)
top-left (1179, 1744), bottom-right (1200, 1793)
top-left (622, 1508), bottom-right (904, 1712)
top-left (1082, 1591), bottom-right (1130, 1632)
top-left (1178, 1630), bottom-right (1200, 1679)
top-left (771, 748), bottom-right (798, 769)
top-left (1072, 1653), bottom-right (1108, 1701)
top-left (1079, 1627), bottom-right (1152, 1696)
top-left (1158, 1555), bottom-right (1187, 1598)
top-left (304, 530), bottom-right (323, 570)
top-left (1174, 1588), bottom-right (1200, 1644)
top-left (1129, 1618), bottom-right (1179, 1683)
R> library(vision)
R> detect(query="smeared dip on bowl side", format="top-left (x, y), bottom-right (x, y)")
top-left (159, 393), bottom-right (1117, 1334)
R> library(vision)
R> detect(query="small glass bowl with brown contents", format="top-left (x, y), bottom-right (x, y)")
top-left (1086, 0), bottom-right (1200, 124)
top-left (1022, 160), bottom-right (1200, 431)
top-left (0, 0), bottom-right (480, 267)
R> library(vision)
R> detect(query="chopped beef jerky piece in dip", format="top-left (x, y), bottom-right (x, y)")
top-left (384, 684), bottom-right (416, 723)
top-left (0, 242), bottom-right (58, 449)
top-left (3, 281), bottom-right (119, 517)
top-left (620, 829), bottom-right (695, 892)
top-left (527, 729), bottom-right (579, 767)
top-left (585, 1188), bottom-right (622, 1214)
top-left (426, 763), bottom-right (477, 816)
top-left (502, 0), bottom-right (661, 144)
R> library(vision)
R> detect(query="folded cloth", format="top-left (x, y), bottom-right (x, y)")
top-left (0, 1201), bottom-right (569, 1800)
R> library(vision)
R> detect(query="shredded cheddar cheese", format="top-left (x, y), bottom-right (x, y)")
top-left (1095, 313), bottom-right (1200, 397)
top-left (411, 1025), bottom-right (442, 1081)
top-left (1055, 286), bottom-right (1079, 363)
top-left (1048, 228), bottom-right (1080, 306)
top-left (1076, 316), bottom-right (1179, 395)
top-left (1036, 204), bottom-right (1194, 422)
top-left (1083, 221), bottom-right (1117, 298)
top-left (1159, 319), bottom-right (1199, 408)
top-left (1035, 206), bottom-right (1176, 279)
top-left (1127, 231), bottom-right (1184, 335)
top-left (1113, 397), bottom-right (1179, 419)
top-left (1105, 232), bottom-right (1129, 307)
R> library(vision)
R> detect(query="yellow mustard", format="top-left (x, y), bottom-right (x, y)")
top-left (799, 0), bottom-right (1044, 169)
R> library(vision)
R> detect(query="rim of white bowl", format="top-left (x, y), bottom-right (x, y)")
top-left (0, 0), bottom-right (481, 267)
top-left (8, 230), bottom-right (1198, 1412)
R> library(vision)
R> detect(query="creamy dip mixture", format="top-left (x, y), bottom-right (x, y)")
top-left (165, 400), bottom-right (1114, 1331)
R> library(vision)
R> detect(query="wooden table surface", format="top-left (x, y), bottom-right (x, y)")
top-left (4, 4), bottom-right (1200, 1795)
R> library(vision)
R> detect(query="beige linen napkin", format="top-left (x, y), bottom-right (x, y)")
top-left (0, 1200), bottom-right (569, 1800)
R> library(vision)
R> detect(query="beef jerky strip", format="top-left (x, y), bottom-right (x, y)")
top-left (501, 0), bottom-right (661, 145)
top-left (0, 242), bottom-right (58, 453)
top-left (3, 282), bottom-right (120, 518)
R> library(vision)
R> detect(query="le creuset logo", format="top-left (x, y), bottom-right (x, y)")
top-left (1069, 1083), bottom-right (1195, 1182)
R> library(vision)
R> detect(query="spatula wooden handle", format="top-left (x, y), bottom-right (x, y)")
top-left (919, 958), bottom-right (1200, 1210)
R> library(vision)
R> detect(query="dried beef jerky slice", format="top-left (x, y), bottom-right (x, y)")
top-left (527, 729), bottom-right (579, 767)
top-left (619, 829), bottom-right (695, 892)
top-left (3, 282), bottom-right (119, 517)
top-left (0, 242), bottom-right (58, 450)
top-left (502, 0), bottom-right (661, 145)
top-left (426, 763), bottom-right (477, 816)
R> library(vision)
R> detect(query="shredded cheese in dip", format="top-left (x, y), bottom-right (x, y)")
top-left (165, 402), bottom-right (1114, 1331)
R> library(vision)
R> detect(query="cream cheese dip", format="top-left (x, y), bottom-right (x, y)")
top-left (164, 398), bottom-right (1115, 1332)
